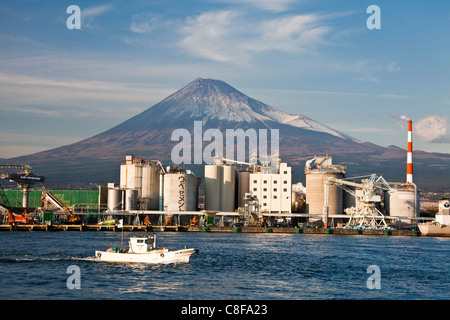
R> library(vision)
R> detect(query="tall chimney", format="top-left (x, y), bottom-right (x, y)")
top-left (407, 120), bottom-right (413, 184)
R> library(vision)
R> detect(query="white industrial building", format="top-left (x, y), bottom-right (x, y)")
top-left (249, 162), bottom-right (292, 213)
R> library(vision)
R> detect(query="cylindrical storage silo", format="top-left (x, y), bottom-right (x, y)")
top-left (125, 189), bottom-right (138, 211)
top-left (385, 188), bottom-right (419, 222)
top-left (142, 164), bottom-right (160, 210)
top-left (326, 172), bottom-right (344, 216)
top-left (163, 173), bottom-right (198, 212)
top-left (204, 165), bottom-right (222, 211)
top-left (107, 188), bottom-right (121, 211)
top-left (305, 171), bottom-right (344, 221)
top-left (238, 171), bottom-right (250, 209)
top-left (221, 165), bottom-right (235, 212)
top-left (120, 161), bottom-right (143, 197)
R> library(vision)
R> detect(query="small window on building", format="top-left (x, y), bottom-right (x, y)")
top-left (263, 203), bottom-right (267, 207)
top-left (253, 188), bottom-right (257, 191)
top-left (284, 171), bottom-right (288, 174)
top-left (273, 195), bottom-right (277, 199)
top-left (253, 180), bottom-right (257, 184)
top-left (274, 180), bottom-right (278, 184)
top-left (283, 188), bottom-right (287, 192)
top-left (263, 188), bottom-right (267, 192)
top-left (263, 180), bottom-right (267, 184)
top-left (263, 195), bottom-right (267, 199)
top-left (284, 180), bottom-right (287, 184)
top-left (273, 188), bottom-right (277, 192)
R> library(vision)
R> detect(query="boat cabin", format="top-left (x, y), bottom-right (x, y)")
top-left (128, 235), bottom-right (157, 253)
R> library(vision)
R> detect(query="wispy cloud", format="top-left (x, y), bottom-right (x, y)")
top-left (258, 14), bottom-right (330, 53)
top-left (180, 11), bottom-right (243, 63)
top-left (0, 72), bottom-right (173, 118)
top-left (130, 13), bottom-right (163, 34)
top-left (81, 4), bottom-right (115, 28)
top-left (219, 0), bottom-right (297, 13)
top-left (179, 10), bottom-right (332, 63)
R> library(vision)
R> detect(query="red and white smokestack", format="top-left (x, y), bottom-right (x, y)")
top-left (407, 120), bottom-right (413, 184)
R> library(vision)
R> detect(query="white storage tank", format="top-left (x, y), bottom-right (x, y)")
top-left (204, 164), bottom-right (222, 211)
top-left (163, 173), bottom-right (198, 211)
top-left (142, 164), bottom-right (160, 210)
top-left (221, 165), bottom-right (236, 212)
top-left (125, 189), bottom-right (138, 211)
top-left (120, 156), bottom-right (143, 197)
top-left (385, 187), bottom-right (420, 222)
top-left (107, 187), bottom-right (122, 211)
top-left (305, 157), bottom-right (345, 221)
top-left (306, 171), bottom-right (344, 218)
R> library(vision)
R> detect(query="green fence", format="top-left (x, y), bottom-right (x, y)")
top-left (3, 190), bottom-right (99, 208)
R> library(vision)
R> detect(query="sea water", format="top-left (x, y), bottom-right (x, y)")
top-left (0, 232), bottom-right (448, 300)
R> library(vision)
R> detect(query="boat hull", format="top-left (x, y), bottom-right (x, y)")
top-left (418, 222), bottom-right (450, 237)
top-left (95, 248), bottom-right (198, 264)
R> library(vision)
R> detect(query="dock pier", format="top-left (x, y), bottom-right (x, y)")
top-left (0, 224), bottom-right (419, 236)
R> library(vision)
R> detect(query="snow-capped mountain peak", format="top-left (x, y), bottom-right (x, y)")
top-left (150, 78), bottom-right (356, 141)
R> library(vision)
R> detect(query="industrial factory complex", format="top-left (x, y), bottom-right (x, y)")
top-left (0, 120), bottom-right (447, 236)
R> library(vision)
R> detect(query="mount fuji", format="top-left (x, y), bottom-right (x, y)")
top-left (4, 78), bottom-right (450, 191)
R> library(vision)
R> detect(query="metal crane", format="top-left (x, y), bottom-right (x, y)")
top-left (324, 174), bottom-right (396, 230)
top-left (41, 186), bottom-right (80, 224)
top-left (0, 202), bottom-right (32, 224)
top-left (0, 164), bottom-right (45, 208)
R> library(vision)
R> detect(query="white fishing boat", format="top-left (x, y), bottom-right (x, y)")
top-left (95, 234), bottom-right (198, 264)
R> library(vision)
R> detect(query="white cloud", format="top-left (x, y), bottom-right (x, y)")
top-left (219, 0), bottom-right (296, 12)
top-left (258, 14), bottom-right (330, 53)
top-left (130, 13), bottom-right (162, 34)
top-left (180, 11), bottom-right (242, 63)
top-left (414, 115), bottom-right (450, 143)
top-left (81, 4), bottom-right (114, 28)
top-left (179, 10), bottom-right (331, 63)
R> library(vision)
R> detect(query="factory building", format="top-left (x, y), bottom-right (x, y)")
top-left (118, 155), bottom-right (165, 210)
top-left (305, 156), bottom-right (345, 221)
top-left (117, 155), bottom-right (199, 212)
top-left (249, 162), bottom-right (292, 213)
top-left (203, 154), bottom-right (292, 214)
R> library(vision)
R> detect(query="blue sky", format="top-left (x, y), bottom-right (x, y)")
top-left (0, 0), bottom-right (449, 158)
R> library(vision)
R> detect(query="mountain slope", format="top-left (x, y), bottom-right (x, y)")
top-left (102, 78), bottom-right (354, 139)
top-left (3, 78), bottom-right (449, 191)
